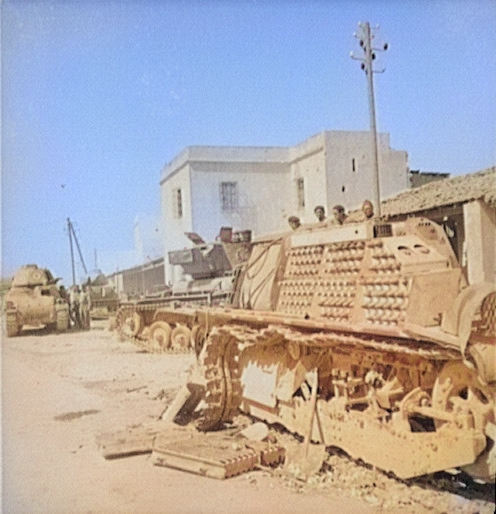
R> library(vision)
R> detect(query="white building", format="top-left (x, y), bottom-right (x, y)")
top-left (160, 130), bottom-right (409, 283)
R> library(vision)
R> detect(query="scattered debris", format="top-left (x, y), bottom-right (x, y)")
top-left (54, 409), bottom-right (100, 422)
top-left (239, 421), bottom-right (269, 441)
top-left (96, 421), bottom-right (189, 459)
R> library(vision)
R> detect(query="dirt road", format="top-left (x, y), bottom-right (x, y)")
top-left (2, 323), bottom-right (494, 514)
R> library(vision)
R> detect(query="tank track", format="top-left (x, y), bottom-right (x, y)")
top-left (194, 322), bottom-right (463, 432)
top-left (195, 326), bottom-right (247, 431)
top-left (115, 304), bottom-right (194, 354)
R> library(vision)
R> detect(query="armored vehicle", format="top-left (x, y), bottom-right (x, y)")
top-left (115, 230), bottom-right (252, 352)
top-left (4, 265), bottom-right (70, 337)
top-left (88, 274), bottom-right (119, 320)
top-left (163, 217), bottom-right (495, 482)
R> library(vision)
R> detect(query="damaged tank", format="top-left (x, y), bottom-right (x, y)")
top-left (115, 229), bottom-right (252, 352)
top-left (4, 264), bottom-right (70, 337)
top-left (164, 217), bottom-right (495, 482)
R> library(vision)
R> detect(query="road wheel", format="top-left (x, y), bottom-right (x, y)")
top-left (191, 325), bottom-right (207, 357)
top-left (432, 360), bottom-right (495, 482)
top-left (116, 307), bottom-right (143, 341)
top-left (171, 325), bottom-right (191, 351)
top-left (148, 321), bottom-right (171, 351)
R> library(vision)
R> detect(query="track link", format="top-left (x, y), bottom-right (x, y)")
top-left (195, 325), bottom-right (255, 431)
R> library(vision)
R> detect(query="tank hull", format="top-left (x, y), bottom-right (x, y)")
top-left (167, 217), bottom-right (495, 481)
top-left (4, 265), bottom-right (69, 336)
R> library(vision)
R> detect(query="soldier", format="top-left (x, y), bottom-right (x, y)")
top-left (69, 285), bottom-right (81, 328)
top-left (314, 205), bottom-right (326, 222)
top-left (79, 284), bottom-right (91, 330)
top-left (288, 216), bottom-right (301, 230)
top-left (332, 205), bottom-right (347, 225)
top-left (345, 200), bottom-right (375, 223)
top-left (58, 285), bottom-right (69, 304)
top-left (362, 200), bottom-right (374, 219)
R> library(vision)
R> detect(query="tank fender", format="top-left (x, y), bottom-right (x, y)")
top-left (441, 283), bottom-right (496, 355)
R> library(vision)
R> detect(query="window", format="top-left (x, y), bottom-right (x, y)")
top-left (296, 177), bottom-right (305, 209)
top-left (352, 158), bottom-right (356, 172)
top-left (220, 182), bottom-right (238, 212)
top-left (173, 188), bottom-right (182, 218)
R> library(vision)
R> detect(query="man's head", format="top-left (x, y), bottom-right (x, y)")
top-left (362, 200), bottom-right (374, 219)
top-left (288, 216), bottom-right (301, 230)
top-left (332, 205), bottom-right (346, 225)
top-left (314, 205), bottom-right (326, 222)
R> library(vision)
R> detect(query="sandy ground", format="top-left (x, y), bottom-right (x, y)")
top-left (1, 322), bottom-right (494, 514)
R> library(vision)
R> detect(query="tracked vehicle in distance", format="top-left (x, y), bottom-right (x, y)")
top-left (4, 265), bottom-right (70, 337)
top-left (164, 217), bottom-right (495, 482)
top-left (115, 230), bottom-right (252, 353)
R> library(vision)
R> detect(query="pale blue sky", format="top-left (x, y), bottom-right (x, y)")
top-left (2, 0), bottom-right (495, 284)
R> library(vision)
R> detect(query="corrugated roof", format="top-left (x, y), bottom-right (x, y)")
top-left (382, 167), bottom-right (496, 216)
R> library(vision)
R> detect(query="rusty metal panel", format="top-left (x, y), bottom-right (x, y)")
top-left (406, 269), bottom-right (463, 326)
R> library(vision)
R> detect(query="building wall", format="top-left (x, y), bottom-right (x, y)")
top-left (160, 161), bottom-right (194, 284)
top-left (160, 132), bottom-right (409, 283)
top-left (160, 146), bottom-right (290, 283)
top-left (464, 200), bottom-right (496, 285)
top-left (409, 170), bottom-right (450, 188)
top-left (289, 132), bottom-right (328, 222)
top-left (324, 131), bottom-right (409, 212)
top-left (190, 162), bottom-right (290, 239)
top-left (106, 259), bottom-right (165, 298)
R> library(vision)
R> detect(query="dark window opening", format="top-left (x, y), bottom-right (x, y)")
top-left (173, 188), bottom-right (183, 218)
top-left (220, 182), bottom-right (238, 212)
top-left (296, 178), bottom-right (305, 209)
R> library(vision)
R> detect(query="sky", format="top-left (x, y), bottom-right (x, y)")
top-left (2, 0), bottom-right (495, 285)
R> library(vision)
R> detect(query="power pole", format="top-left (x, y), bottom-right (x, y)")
top-left (351, 22), bottom-right (388, 217)
top-left (67, 218), bottom-right (88, 284)
top-left (68, 218), bottom-right (76, 286)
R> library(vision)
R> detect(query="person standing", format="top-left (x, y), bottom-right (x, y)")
top-left (79, 284), bottom-right (91, 330)
top-left (314, 205), bottom-right (326, 222)
top-left (345, 200), bottom-right (375, 223)
top-left (288, 216), bottom-right (301, 230)
top-left (362, 200), bottom-right (374, 220)
top-left (332, 205), bottom-right (347, 225)
top-left (69, 285), bottom-right (81, 329)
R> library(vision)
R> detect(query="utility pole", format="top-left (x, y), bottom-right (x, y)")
top-left (68, 218), bottom-right (76, 286)
top-left (67, 218), bottom-right (88, 284)
top-left (351, 22), bottom-right (388, 217)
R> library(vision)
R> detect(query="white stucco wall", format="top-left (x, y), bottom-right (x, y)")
top-left (323, 131), bottom-right (409, 212)
top-left (289, 132), bottom-right (328, 222)
top-left (160, 132), bottom-right (409, 284)
top-left (160, 146), bottom-right (290, 283)
top-left (190, 163), bottom-right (290, 241)
top-left (160, 163), bottom-right (193, 284)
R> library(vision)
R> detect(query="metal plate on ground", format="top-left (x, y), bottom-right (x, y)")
top-left (152, 433), bottom-right (259, 479)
